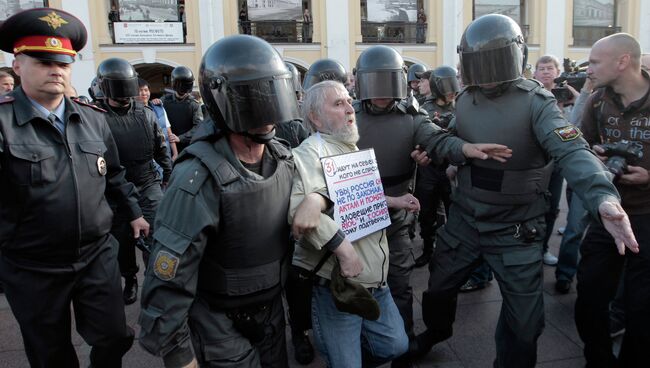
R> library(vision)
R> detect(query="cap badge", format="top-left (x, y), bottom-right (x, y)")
top-left (39, 11), bottom-right (68, 30)
top-left (47, 37), bottom-right (62, 48)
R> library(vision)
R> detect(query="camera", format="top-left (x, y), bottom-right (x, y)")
top-left (551, 58), bottom-right (588, 103)
top-left (600, 140), bottom-right (644, 179)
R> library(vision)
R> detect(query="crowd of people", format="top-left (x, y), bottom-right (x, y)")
top-left (0, 7), bottom-right (647, 368)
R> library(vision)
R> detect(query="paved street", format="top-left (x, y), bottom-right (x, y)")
top-left (0, 194), bottom-right (598, 367)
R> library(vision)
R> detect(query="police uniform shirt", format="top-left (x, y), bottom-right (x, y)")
top-left (27, 95), bottom-right (66, 134)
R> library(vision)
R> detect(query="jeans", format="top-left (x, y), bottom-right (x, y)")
top-left (555, 189), bottom-right (589, 282)
top-left (311, 285), bottom-right (408, 368)
top-left (543, 169), bottom-right (563, 253)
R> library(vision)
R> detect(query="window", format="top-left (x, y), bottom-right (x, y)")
top-left (1, 1), bottom-right (49, 20)
top-left (361, 0), bottom-right (426, 44)
top-left (108, 0), bottom-right (186, 44)
top-left (238, 0), bottom-right (312, 43)
top-left (572, 0), bottom-right (619, 47)
top-left (473, 0), bottom-right (529, 42)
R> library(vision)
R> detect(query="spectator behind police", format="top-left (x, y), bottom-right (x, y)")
top-left (0, 8), bottom-right (149, 367)
top-left (138, 78), bottom-right (178, 161)
top-left (412, 15), bottom-right (637, 367)
top-left (575, 32), bottom-right (650, 367)
top-left (162, 65), bottom-right (203, 153)
top-left (0, 71), bottom-right (15, 95)
top-left (96, 58), bottom-right (172, 306)
top-left (139, 35), bottom-right (302, 368)
top-left (289, 80), bottom-right (413, 367)
top-left (353, 44), bottom-right (512, 367)
top-left (108, 4), bottom-right (120, 22)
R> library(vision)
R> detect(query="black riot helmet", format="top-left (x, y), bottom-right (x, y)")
top-left (457, 14), bottom-right (527, 86)
top-left (285, 62), bottom-right (301, 93)
top-left (302, 58), bottom-right (347, 91)
top-left (96, 58), bottom-right (139, 99)
top-left (88, 77), bottom-right (105, 101)
top-left (407, 63), bottom-right (426, 83)
top-left (430, 65), bottom-right (460, 99)
top-left (355, 45), bottom-right (407, 100)
top-left (199, 35), bottom-right (299, 134)
top-left (171, 66), bottom-right (195, 95)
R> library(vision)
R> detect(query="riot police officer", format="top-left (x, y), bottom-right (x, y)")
top-left (413, 66), bottom-right (460, 268)
top-left (0, 8), bottom-right (148, 367)
top-left (139, 35), bottom-right (300, 367)
top-left (161, 65), bottom-right (203, 153)
top-left (274, 62), bottom-right (310, 149)
top-left (96, 58), bottom-right (172, 305)
top-left (407, 63), bottom-right (426, 104)
top-left (411, 14), bottom-right (638, 368)
top-left (353, 45), bottom-right (512, 367)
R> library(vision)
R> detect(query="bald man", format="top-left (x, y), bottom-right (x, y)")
top-left (576, 33), bottom-right (650, 367)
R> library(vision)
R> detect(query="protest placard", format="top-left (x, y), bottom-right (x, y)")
top-left (321, 149), bottom-right (391, 242)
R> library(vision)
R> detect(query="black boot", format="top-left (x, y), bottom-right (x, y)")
top-left (414, 241), bottom-right (434, 268)
top-left (409, 329), bottom-right (449, 360)
top-left (292, 330), bottom-right (314, 365)
top-left (123, 275), bottom-right (138, 306)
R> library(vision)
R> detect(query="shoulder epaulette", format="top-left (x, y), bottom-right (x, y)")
top-left (72, 98), bottom-right (106, 112)
top-left (0, 95), bottom-right (15, 104)
top-left (515, 78), bottom-right (543, 92)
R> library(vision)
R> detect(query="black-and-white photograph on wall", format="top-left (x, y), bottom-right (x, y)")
top-left (247, 0), bottom-right (302, 21)
top-left (118, 0), bottom-right (179, 22)
top-left (474, 0), bottom-right (520, 21)
top-left (0, 0), bottom-right (47, 20)
top-left (573, 0), bottom-right (614, 26)
top-left (367, 0), bottom-right (417, 22)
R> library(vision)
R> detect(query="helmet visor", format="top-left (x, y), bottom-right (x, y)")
top-left (435, 75), bottom-right (460, 96)
top-left (356, 71), bottom-right (407, 100)
top-left (174, 80), bottom-right (194, 94)
top-left (213, 76), bottom-right (300, 132)
top-left (102, 77), bottom-right (139, 99)
top-left (460, 43), bottom-right (523, 86)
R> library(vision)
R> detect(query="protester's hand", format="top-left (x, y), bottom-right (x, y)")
top-left (169, 133), bottom-right (180, 143)
top-left (130, 217), bottom-right (150, 238)
top-left (292, 193), bottom-right (327, 240)
top-left (598, 201), bottom-right (638, 255)
top-left (618, 166), bottom-right (650, 186)
top-left (462, 143), bottom-right (512, 162)
top-left (591, 145), bottom-right (608, 163)
top-left (411, 145), bottom-right (431, 166)
top-left (151, 98), bottom-right (162, 106)
top-left (386, 194), bottom-right (420, 212)
top-left (333, 239), bottom-right (363, 278)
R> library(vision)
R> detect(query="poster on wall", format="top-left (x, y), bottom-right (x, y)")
top-left (247, 0), bottom-right (302, 21)
top-left (573, 0), bottom-right (614, 27)
top-left (119, 0), bottom-right (179, 22)
top-left (474, 0), bottom-right (520, 22)
top-left (0, 0), bottom-right (47, 20)
top-left (367, 0), bottom-right (417, 22)
top-left (113, 22), bottom-right (184, 43)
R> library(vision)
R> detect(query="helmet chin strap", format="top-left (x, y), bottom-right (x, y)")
top-left (243, 127), bottom-right (276, 144)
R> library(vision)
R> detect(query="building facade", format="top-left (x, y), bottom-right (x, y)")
top-left (1, 0), bottom-right (648, 97)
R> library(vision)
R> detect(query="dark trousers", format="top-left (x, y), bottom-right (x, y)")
top-left (188, 293), bottom-right (288, 367)
top-left (422, 207), bottom-right (545, 368)
top-left (414, 165), bottom-right (451, 250)
top-left (0, 236), bottom-right (134, 368)
top-left (386, 211), bottom-right (416, 339)
top-left (575, 214), bottom-right (650, 368)
top-left (114, 184), bottom-right (163, 277)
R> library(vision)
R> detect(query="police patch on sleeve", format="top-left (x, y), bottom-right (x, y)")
top-left (553, 126), bottom-right (581, 142)
top-left (153, 250), bottom-right (179, 281)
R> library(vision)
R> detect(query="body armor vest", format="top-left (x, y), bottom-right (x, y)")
top-left (454, 80), bottom-right (552, 205)
top-left (103, 101), bottom-right (157, 187)
top-left (355, 106), bottom-right (419, 197)
top-left (162, 94), bottom-right (195, 135)
top-left (191, 139), bottom-right (293, 309)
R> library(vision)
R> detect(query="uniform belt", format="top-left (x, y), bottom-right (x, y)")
top-left (314, 275), bottom-right (386, 293)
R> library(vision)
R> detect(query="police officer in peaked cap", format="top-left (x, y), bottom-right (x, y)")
top-left (0, 8), bottom-right (149, 368)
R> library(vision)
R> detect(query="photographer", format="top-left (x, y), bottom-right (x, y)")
top-left (575, 33), bottom-right (649, 367)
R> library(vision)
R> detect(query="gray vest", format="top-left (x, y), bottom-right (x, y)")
top-left (188, 139), bottom-right (293, 309)
top-left (356, 106), bottom-right (421, 197)
top-left (455, 80), bottom-right (553, 205)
